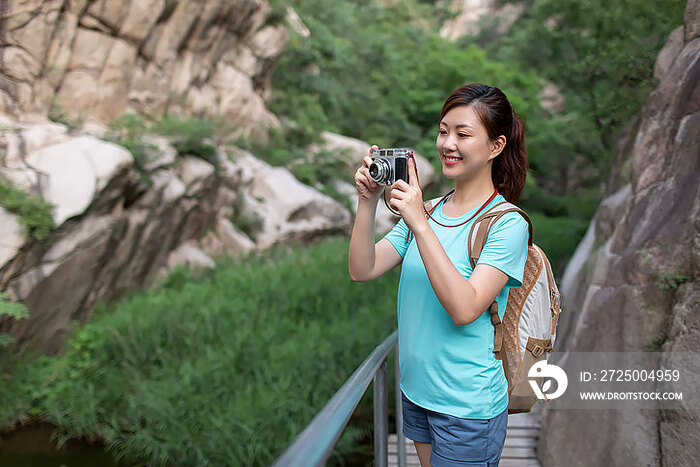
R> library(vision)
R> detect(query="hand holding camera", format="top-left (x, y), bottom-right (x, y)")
top-left (355, 145), bottom-right (427, 233)
top-left (355, 145), bottom-right (385, 202)
top-left (387, 156), bottom-right (427, 234)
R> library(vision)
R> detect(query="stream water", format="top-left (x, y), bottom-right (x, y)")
top-left (0, 423), bottom-right (127, 467)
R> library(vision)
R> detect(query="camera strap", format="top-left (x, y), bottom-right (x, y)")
top-left (404, 188), bottom-right (499, 243)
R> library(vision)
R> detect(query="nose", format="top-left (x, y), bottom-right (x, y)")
top-left (440, 132), bottom-right (457, 151)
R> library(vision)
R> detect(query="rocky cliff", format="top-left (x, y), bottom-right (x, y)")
top-left (0, 120), bottom-right (357, 354)
top-left (539, 1), bottom-right (699, 465)
top-left (0, 0), bottom-right (286, 138)
top-left (438, 0), bottom-right (524, 39)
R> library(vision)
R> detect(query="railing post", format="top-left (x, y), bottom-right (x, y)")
top-left (374, 360), bottom-right (388, 467)
top-left (395, 349), bottom-right (405, 467)
top-left (272, 331), bottom-right (397, 467)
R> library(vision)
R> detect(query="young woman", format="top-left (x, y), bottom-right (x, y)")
top-left (348, 83), bottom-right (529, 467)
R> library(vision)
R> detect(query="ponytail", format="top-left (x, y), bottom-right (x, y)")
top-left (492, 112), bottom-right (528, 203)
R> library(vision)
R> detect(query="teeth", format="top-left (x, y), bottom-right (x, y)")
top-left (445, 156), bottom-right (461, 161)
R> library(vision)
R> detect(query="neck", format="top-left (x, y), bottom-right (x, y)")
top-left (450, 168), bottom-right (497, 210)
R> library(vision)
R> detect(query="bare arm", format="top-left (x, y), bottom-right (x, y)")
top-left (348, 150), bottom-right (403, 282)
top-left (411, 223), bottom-right (509, 325)
top-left (348, 198), bottom-right (403, 282)
top-left (388, 157), bottom-right (510, 325)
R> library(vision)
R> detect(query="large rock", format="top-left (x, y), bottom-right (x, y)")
top-left (0, 208), bottom-right (23, 267)
top-left (229, 149), bottom-right (352, 248)
top-left (0, 0), bottom-right (287, 139)
top-left (25, 136), bottom-right (134, 225)
top-left (311, 131), bottom-right (439, 234)
top-left (314, 131), bottom-right (438, 187)
top-left (439, 0), bottom-right (525, 40)
top-left (538, 3), bottom-right (700, 466)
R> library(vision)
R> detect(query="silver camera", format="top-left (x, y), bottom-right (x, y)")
top-left (369, 148), bottom-right (412, 186)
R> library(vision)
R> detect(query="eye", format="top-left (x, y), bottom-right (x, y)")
top-left (438, 129), bottom-right (447, 135)
top-left (458, 133), bottom-right (470, 138)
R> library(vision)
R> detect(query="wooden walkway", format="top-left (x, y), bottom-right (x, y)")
top-left (388, 412), bottom-right (542, 467)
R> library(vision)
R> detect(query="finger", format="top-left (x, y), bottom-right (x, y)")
top-left (360, 167), bottom-right (377, 185)
top-left (389, 197), bottom-right (402, 211)
top-left (359, 171), bottom-right (378, 189)
top-left (368, 144), bottom-right (378, 157)
top-left (408, 156), bottom-right (419, 188)
top-left (391, 179), bottom-right (410, 191)
top-left (390, 188), bottom-right (406, 200)
top-left (363, 155), bottom-right (373, 168)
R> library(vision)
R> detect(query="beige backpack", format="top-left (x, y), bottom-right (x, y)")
top-left (467, 202), bottom-right (563, 414)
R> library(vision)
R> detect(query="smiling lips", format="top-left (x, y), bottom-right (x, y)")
top-left (443, 154), bottom-right (463, 165)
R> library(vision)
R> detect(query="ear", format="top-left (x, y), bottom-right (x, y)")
top-left (488, 135), bottom-right (507, 160)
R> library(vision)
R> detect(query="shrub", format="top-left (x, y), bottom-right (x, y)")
top-left (0, 179), bottom-right (55, 242)
top-left (106, 114), bottom-right (162, 184)
top-left (152, 115), bottom-right (218, 165)
top-left (0, 292), bottom-right (29, 350)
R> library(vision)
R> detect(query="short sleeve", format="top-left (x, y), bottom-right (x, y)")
top-left (476, 212), bottom-right (529, 288)
top-left (383, 218), bottom-right (411, 258)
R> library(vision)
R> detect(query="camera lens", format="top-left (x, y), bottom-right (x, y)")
top-left (369, 159), bottom-right (391, 184)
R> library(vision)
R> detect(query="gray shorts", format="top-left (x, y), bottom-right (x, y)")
top-left (401, 392), bottom-right (508, 467)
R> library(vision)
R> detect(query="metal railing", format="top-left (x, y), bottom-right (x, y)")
top-left (272, 330), bottom-right (406, 467)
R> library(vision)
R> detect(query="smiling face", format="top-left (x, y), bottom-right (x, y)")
top-left (436, 105), bottom-right (505, 182)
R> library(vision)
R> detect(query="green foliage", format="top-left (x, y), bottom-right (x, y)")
top-left (106, 114), bottom-right (161, 184)
top-left (0, 292), bottom-right (29, 350)
top-left (107, 113), bottom-right (220, 171)
top-left (654, 271), bottom-right (688, 292)
top-left (519, 181), bottom-right (601, 220)
top-left (1, 237), bottom-right (400, 466)
top-left (231, 192), bottom-right (265, 241)
top-left (635, 249), bottom-right (689, 292)
top-left (152, 115), bottom-right (218, 165)
top-left (484, 0), bottom-right (685, 191)
top-left (290, 150), bottom-right (348, 186)
top-left (248, 123), bottom-right (318, 167)
top-left (0, 178), bottom-right (55, 242)
top-left (271, 0), bottom-right (543, 156)
top-left (47, 99), bottom-right (83, 130)
top-left (528, 212), bottom-right (589, 277)
top-left (265, 2), bottom-right (288, 27)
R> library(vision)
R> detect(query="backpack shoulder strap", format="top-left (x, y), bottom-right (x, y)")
top-left (424, 196), bottom-right (444, 214)
top-left (467, 202), bottom-right (533, 269)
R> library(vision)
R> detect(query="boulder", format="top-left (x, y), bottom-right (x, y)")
top-left (247, 165), bottom-right (351, 248)
top-left (166, 241), bottom-right (216, 271)
top-left (199, 217), bottom-right (256, 259)
top-left (224, 148), bottom-right (351, 248)
top-left (0, 208), bottom-right (24, 268)
top-left (538, 4), bottom-right (700, 466)
top-left (314, 131), bottom-right (438, 188)
top-left (439, 0), bottom-right (525, 40)
top-left (25, 136), bottom-right (133, 225)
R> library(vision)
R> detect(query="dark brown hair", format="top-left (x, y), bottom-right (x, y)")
top-left (440, 83), bottom-right (528, 203)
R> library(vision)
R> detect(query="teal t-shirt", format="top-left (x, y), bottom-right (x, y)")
top-left (383, 193), bottom-right (528, 419)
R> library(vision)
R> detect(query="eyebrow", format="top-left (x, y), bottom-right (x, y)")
top-left (439, 121), bottom-right (474, 129)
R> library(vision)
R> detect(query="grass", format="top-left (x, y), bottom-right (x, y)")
top-left (0, 237), bottom-right (400, 466)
